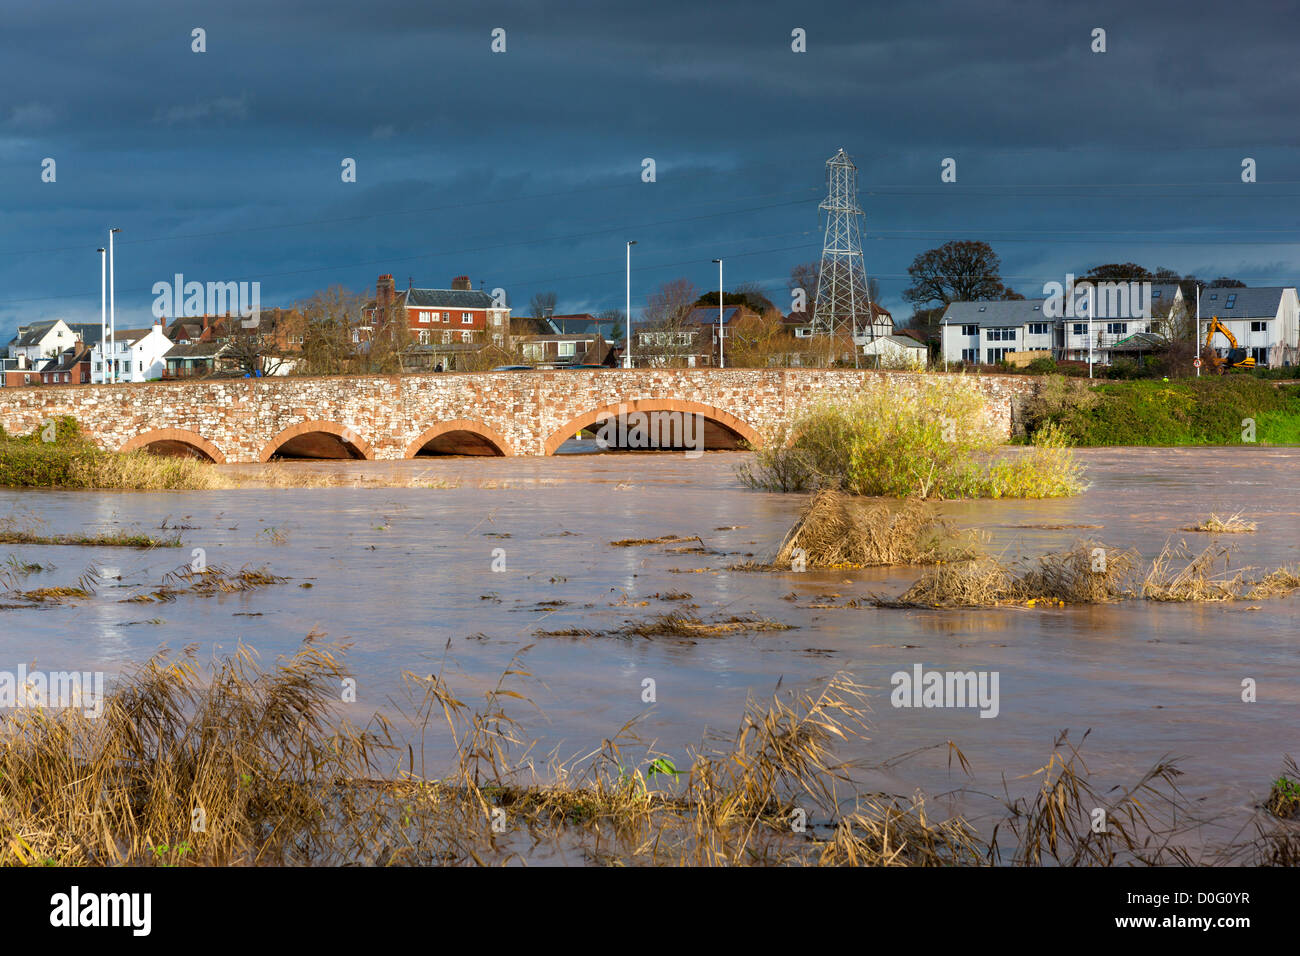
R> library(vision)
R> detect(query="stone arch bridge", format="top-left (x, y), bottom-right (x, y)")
top-left (0, 369), bottom-right (1033, 463)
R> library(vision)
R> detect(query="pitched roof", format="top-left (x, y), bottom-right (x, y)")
top-left (1199, 286), bottom-right (1290, 318)
top-left (941, 299), bottom-right (1051, 327)
top-left (165, 341), bottom-right (230, 359)
top-left (510, 317), bottom-right (559, 336)
top-left (404, 288), bottom-right (496, 310)
top-left (45, 347), bottom-right (91, 373)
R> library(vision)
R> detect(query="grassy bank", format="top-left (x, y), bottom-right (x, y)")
top-left (0, 418), bottom-right (221, 490)
top-left (739, 380), bottom-right (1084, 498)
top-left (1022, 376), bottom-right (1300, 446)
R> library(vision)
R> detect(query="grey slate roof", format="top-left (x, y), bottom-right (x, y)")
top-left (403, 288), bottom-right (496, 309)
top-left (941, 299), bottom-right (1051, 328)
top-left (1198, 286), bottom-right (1288, 318)
top-left (11, 321), bottom-right (106, 348)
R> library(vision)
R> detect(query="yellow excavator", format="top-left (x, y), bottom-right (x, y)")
top-left (1203, 316), bottom-right (1256, 373)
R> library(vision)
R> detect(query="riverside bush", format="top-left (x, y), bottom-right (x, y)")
top-left (738, 382), bottom-right (1084, 499)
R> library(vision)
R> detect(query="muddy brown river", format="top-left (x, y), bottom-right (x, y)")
top-left (2, 445), bottom-right (1298, 854)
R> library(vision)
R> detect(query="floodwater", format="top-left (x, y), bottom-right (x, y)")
top-left (2, 445), bottom-right (1298, 854)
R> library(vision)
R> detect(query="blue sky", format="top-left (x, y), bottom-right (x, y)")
top-left (1, 0), bottom-right (1297, 342)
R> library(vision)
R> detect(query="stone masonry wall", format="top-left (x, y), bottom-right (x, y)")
top-left (0, 369), bottom-right (1038, 462)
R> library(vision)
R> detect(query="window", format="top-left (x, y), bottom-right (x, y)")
top-left (558, 342), bottom-right (577, 358)
top-left (442, 330), bottom-right (451, 344)
top-left (419, 311), bottom-right (431, 323)
top-left (1251, 347), bottom-right (1268, 365)
top-left (961, 324), bottom-right (978, 336)
top-left (1106, 322), bottom-right (1128, 335)
top-left (1027, 323), bottom-right (1048, 336)
top-left (1251, 321), bottom-right (1268, 333)
top-left (1151, 289), bottom-right (1162, 299)
top-left (442, 312), bottom-right (450, 322)
top-left (986, 348), bottom-right (1010, 364)
top-left (418, 330), bottom-right (430, 345)
top-left (985, 328), bottom-right (1015, 342)
top-left (461, 312), bottom-right (472, 323)
top-left (523, 344), bottom-right (543, 360)
top-left (461, 331), bottom-right (472, 343)
top-left (1072, 323), bottom-right (1087, 336)
top-left (960, 348), bottom-right (978, 363)
top-left (1225, 294), bottom-right (1237, 309)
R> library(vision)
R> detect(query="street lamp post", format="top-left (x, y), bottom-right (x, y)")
top-left (1088, 283), bottom-right (1095, 379)
top-left (1196, 285), bottom-right (1202, 378)
top-left (108, 228), bottom-right (121, 383)
top-left (712, 258), bottom-right (724, 369)
top-left (98, 247), bottom-right (106, 383)
top-left (624, 240), bottom-right (636, 369)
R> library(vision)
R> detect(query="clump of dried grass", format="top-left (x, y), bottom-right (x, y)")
top-left (889, 554), bottom-right (1021, 608)
top-left (0, 638), bottom-right (389, 866)
top-left (1246, 566), bottom-right (1300, 600)
top-left (1141, 543), bottom-right (1243, 603)
top-left (995, 730), bottom-right (1191, 866)
top-left (1182, 512), bottom-right (1257, 534)
top-left (622, 612), bottom-right (794, 638)
top-left (772, 491), bottom-right (976, 570)
top-left (1016, 542), bottom-right (1139, 604)
top-left (883, 541), bottom-right (1137, 608)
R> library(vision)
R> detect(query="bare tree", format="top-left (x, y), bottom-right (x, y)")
top-left (637, 278), bottom-right (701, 366)
top-left (296, 286), bottom-right (366, 375)
top-left (529, 291), bottom-right (558, 319)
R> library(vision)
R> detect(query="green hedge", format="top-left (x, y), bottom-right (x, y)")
top-left (1024, 377), bottom-right (1300, 446)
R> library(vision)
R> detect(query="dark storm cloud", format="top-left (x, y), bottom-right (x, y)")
top-left (0, 0), bottom-right (1296, 340)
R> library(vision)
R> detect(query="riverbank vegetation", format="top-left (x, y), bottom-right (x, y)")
top-left (738, 382), bottom-right (1084, 499)
top-left (1, 639), bottom-right (1292, 866)
top-left (0, 418), bottom-right (462, 490)
top-left (1021, 376), bottom-right (1300, 446)
top-left (872, 538), bottom-right (1300, 608)
top-left (0, 419), bottom-right (221, 490)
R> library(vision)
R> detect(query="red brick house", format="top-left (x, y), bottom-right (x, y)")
top-left (40, 344), bottom-right (92, 385)
top-left (363, 274), bottom-right (511, 348)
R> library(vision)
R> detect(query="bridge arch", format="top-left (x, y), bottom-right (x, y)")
top-left (260, 420), bottom-right (374, 462)
top-left (543, 399), bottom-right (761, 456)
top-left (405, 420), bottom-right (514, 457)
top-left (120, 428), bottom-right (226, 463)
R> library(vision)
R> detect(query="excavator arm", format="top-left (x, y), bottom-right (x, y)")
top-left (1204, 316), bottom-right (1255, 373)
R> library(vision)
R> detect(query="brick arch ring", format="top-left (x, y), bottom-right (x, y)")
top-left (542, 399), bottom-right (762, 456)
top-left (404, 419), bottom-right (515, 458)
top-left (259, 420), bottom-right (375, 462)
top-left (119, 427), bottom-right (227, 464)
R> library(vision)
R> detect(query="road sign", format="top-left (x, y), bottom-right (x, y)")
top-left (1193, 358), bottom-right (1202, 368)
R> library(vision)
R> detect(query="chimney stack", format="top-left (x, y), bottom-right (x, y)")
top-left (377, 273), bottom-right (396, 307)
top-left (451, 275), bottom-right (471, 291)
